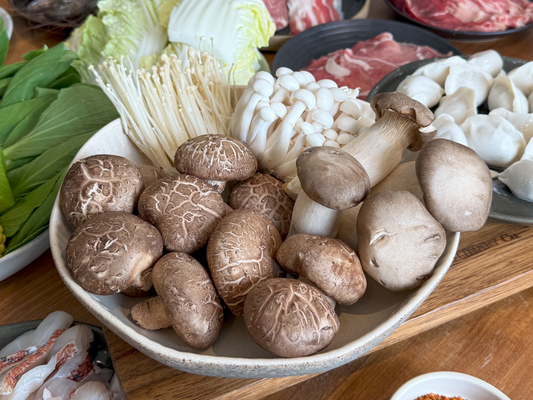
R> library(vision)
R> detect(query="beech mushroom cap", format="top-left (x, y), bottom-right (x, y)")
top-left (174, 134), bottom-right (258, 191)
top-left (296, 147), bottom-right (370, 211)
top-left (416, 139), bottom-right (493, 232)
top-left (138, 175), bottom-right (227, 254)
top-left (277, 234), bottom-right (366, 306)
top-left (60, 155), bottom-right (143, 229)
top-left (371, 92), bottom-right (436, 151)
top-left (66, 212), bottom-right (163, 295)
top-left (244, 278), bottom-right (340, 358)
top-left (207, 209), bottom-right (283, 316)
top-left (357, 191), bottom-right (446, 292)
top-left (137, 165), bottom-right (166, 190)
top-left (152, 252), bottom-right (224, 349)
top-left (229, 173), bottom-right (295, 239)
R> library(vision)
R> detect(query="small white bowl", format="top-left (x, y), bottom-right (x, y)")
top-left (391, 371), bottom-right (511, 400)
top-left (0, 229), bottom-right (49, 282)
top-left (0, 7), bottom-right (13, 39)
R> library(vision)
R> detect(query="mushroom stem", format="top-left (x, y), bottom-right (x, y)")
top-left (131, 296), bottom-right (171, 330)
top-left (288, 191), bottom-right (342, 237)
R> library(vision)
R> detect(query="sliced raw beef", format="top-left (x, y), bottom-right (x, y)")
top-left (302, 32), bottom-right (450, 99)
top-left (263, 0), bottom-right (289, 30)
top-left (392, 0), bottom-right (533, 32)
top-left (288, 0), bottom-right (341, 35)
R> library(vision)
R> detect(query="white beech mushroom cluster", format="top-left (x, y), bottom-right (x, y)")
top-left (230, 68), bottom-right (376, 183)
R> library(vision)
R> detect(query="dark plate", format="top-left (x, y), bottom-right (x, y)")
top-left (272, 19), bottom-right (461, 73)
top-left (368, 56), bottom-right (533, 226)
top-left (384, 0), bottom-right (533, 41)
top-left (0, 320), bottom-right (114, 370)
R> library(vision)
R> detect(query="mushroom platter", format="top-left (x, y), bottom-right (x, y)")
top-left (49, 76), bottom-right (495, 377)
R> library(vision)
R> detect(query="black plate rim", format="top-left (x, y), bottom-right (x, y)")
top-left (272, 18), bottom-right (462, 73)
top-left (383, 0), bottom-right (533, 40)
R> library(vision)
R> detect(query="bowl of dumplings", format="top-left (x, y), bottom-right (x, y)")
top-left (368, 50), bottom-right (533, 225)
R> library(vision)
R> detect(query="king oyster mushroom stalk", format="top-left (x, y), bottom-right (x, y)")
top-left (289, 147), bottom-right (370, 238)
top-left (229, 68), bottom-right (375, 184)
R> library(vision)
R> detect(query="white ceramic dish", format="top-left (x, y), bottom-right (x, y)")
top-left (50, 119), bottom-right (460, 378)
top-left (0, 229), bottom-right (49, 282)
top-left (0, 7), bottom-right (13, 39)
top-left (391, 371), bottom-right (511, 400)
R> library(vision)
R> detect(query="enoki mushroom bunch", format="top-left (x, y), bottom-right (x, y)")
top-left (90, 47), bottom-right (232, 172)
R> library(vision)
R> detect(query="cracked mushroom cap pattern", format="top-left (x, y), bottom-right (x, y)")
top-left (207, 209), bottom-right (283, 316)
top-left (66, 212), bottom-right (163, 295)
top-left (277, 234), bottom-right (367, 306)
top-left (60, 155), bottom-right (144, 229)
top-left (357, 191), bottom-right (446, 292)
top-left (174, 135), bottom-right (258, 181)
top-left (136, 165), bottom-right (166, 191)
top-left (138, 175), bottom-right (227, 254)
top-left (229, 173), bottom-right (294, 239)
top-left (153, 252), bottom-right (224, 349)
top-left (244, 278), bottom-right (340, 358)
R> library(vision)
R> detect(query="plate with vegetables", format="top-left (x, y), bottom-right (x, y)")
top-left (368, 51), bottom-right (533, 225)
top-left (0, 23), bottom-right (118, 281)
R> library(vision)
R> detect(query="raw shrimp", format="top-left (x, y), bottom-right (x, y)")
top-left (70, 382), bottom-right (112, 400)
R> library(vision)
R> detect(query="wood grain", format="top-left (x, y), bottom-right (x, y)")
top-left (2, 0), bottom-right (533, 399)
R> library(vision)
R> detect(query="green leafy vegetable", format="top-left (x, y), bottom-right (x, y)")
top-left (0, 97), bottom-right (51, 146)
top-left (0, 77), bottom-right (11, 97)
top-left (6, 157), bottom-right (36, 173)
top-left (0, 19), bottom-right (8, 66)
top-left (22, 45), bottom-right (49, 61)
top-left (48, 66), bottom-right (81, 89)
top-left (0, 148), bottom-right (14, 214)
top-left (0, 62), bottom-right (25, 80)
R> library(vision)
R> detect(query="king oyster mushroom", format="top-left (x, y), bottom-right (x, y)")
top-left (60, 155), bottom-right (144, 228)
top-left (138, 175), bottom-right (228, 254)
top-left (357, 191), bottom-right (446, 291)
top-left (277, 234), bottom-right (366, 306)
top-left (207, 209), bottom-right (282, 316)
top-left (132, 252), bottom-right (224, 349)
top-left (66, 212), bottom-right (163, 295)
top-left (229, 173), bottom-right (295, 239)
top-left (244, 278), bottom-right (340, 358)
top-left (174, 134), bottom-right (258, 192)
top-left (289, 146), bottom-right (370, 237)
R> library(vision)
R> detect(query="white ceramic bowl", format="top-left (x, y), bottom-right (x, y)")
top-left (391, 372), bottom-right (511, 400)
top-left (0, 229), bottom-right (50, 282)
top-left (50, 119), bottom-right (460, 378)
top-left (0, 7), bottom-right (13, 39)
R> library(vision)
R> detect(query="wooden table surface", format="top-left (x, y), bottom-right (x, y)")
top-left (2, 0), bottom-right (533, 399)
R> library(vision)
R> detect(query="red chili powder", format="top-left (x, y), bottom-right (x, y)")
top-left (415, 395), bottom-right (465, 400)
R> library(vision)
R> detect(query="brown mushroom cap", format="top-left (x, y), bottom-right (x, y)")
top-left (138, 175), bottom-right (227, 253)
top-left (371, 92), bottom-right (436, 152)
top-left (131, 296), bottom-right (171, 330)
top-left (244, 278), bottom-right (340, 358)
top-left (296, 147), bottom-right (370, 211)
top-left (357, 191), bottom-right (446, 292)
top-left (229, 173), bottom-right (295, 239)
top-left (152, 252), bottom-right (224, 349)
top-left (416, 139), bottom-right (492, 232)
top-left (277, 234), bottom-right (366, 305)
top-left (174, 134), bottom-right (258, 182)
top-left (207, 209), bottom-right (283, 316)
top-left (66, 212), bottom-right (163, 295)
top-left (137, 165), bottom-right (166, 190)
top-left (60, 155), bottom-right (143, 229)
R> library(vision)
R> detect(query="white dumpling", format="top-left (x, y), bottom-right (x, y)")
top-left (432, 114), bottom-right (468, 146)
top-left (489, 108), bottom-right (533, 141)
top-left (396, 75), bottom-right (444, 108)
top-left (521, 138), bottom-right (533, 161)
top-left (498, 159), bottom-right (533, 202)
top-left (461, 115), bottom-right (526, 168)
top-left (445, 64), bottom-right (493, 106)
top-left (488, 75), bottom-right (529, 114)
top-left (412, 56), bottom-right (466, 86)
top-left (508, 61), bottom-right (533, 96)
top-left (434, 87), bottom-right (477, 125)
top-left (467, 50), bottom-right (503, 78)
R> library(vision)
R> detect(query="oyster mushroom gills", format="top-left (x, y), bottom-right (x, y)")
top-left (60, 154), bottom-right (144, 229)
top-left (66, 212), bottom-right (163, 295)
top-left (207, 209), bottom-right (283, 316)
top-left (244, 278), bottom-right (340, 358)
top-left (174, 134), bottom-right (257, 192)
top-left (277, 234), bottom-right (366, 306)
top-left (229, 173), bottom-right (295, 239)
top-left (145, 252), bottom-right (224, 349)
top-left (138, 175), bottom-right (227, 254)
top-left (357, 191), bottom-right (446, 292)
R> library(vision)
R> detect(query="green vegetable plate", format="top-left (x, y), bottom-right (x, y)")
top-left (0, 229), bottom-right (49, 282)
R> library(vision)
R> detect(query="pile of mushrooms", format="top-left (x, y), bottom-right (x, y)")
top-left (60, 89), bottom-right (493, 358)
